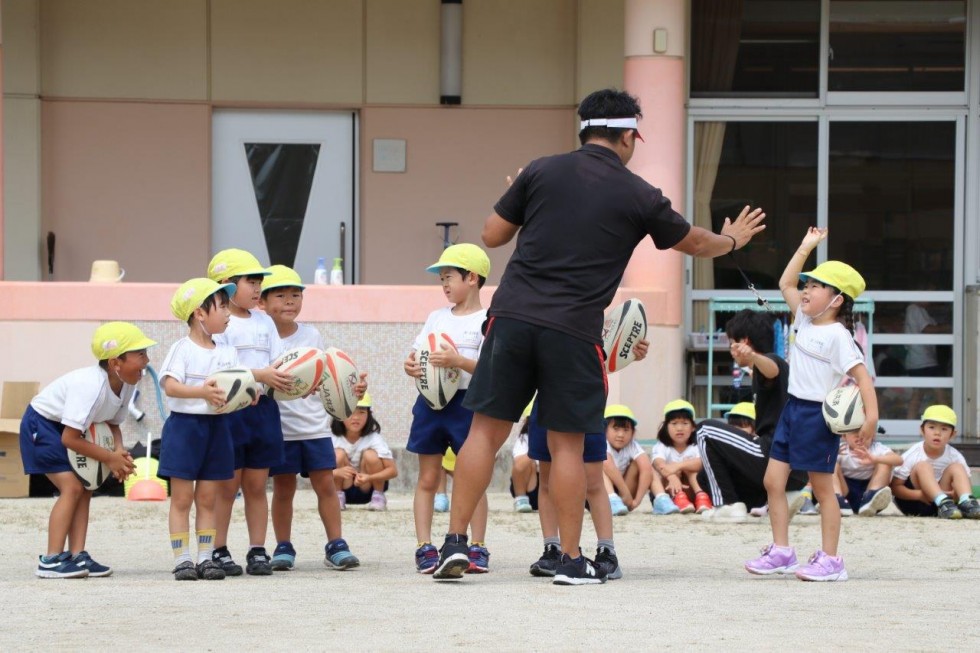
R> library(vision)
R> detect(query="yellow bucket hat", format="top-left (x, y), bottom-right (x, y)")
top-left (605, 404), bottom-right (637, 426)
top-left (921, 405), bottom-right (956, 427)
top-left (207, 249), bottom-right (270, 282)
top-left (663, 399), bottom-right (696, 420)
top-left (171, 278), bottom-right (237, 322)
top-left (91, 322), bottom-right (157, 360)
top-left (356, 392), bottom-right (372, 408)
top-left (799, 261), bottom-right (866, 300)
top-left (261, 265), bottom-right (306, 292)
top-left (725, 401), bottom-right (756, 421)
top-left (426, 243), bottom-right (491, 279)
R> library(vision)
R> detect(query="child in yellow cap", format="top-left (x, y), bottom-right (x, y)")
top-left (601, 404), bottom-right (652, 516)
top-left (21, 322), bottom-right (154, 578)
top-left (650, 400), bottom-right (710, 515)
top-left (331, 392), bottom-right (398, 511)
top-left (890, 405), bottom-right (979, 519)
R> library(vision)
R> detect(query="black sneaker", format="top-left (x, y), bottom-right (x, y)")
top-left (432, 534), bottom-right (470, 580)
top-left (937, 497), bottom-right (963, 520)
top-left (529, 544), bottom-right (561, 577)
top-left (196, 559), bottom-right (226, 580)
top-left (173, 560), bottom-right (198, 581)
top-left (245, 547), bottom-right (273, 576)
top-left (212, 546), bottom-right (243, 577)
top-left (594, 546), bottom-right (622, 580)
top-left (553, 553), bottom-right (606, 586)
top-left (958, 496), bottom-right (980, 519)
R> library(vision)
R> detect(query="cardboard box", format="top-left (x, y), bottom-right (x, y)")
top-left (0, 419), bottom-right (29, 498)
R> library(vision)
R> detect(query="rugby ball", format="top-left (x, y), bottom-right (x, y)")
top-left (319, 347), bottom-right (360, 420)
top-left (601, 298), bottom-right (648, 373)
top-left (415, 332), bottom-right (461, 410)
top-left (823, 384), bottom-right (865, 434)
top-left (268, 346), bottom-right (328, 401)
top-left (69, 422), bottom-right (115, 490)
top-left (207, 367), bottom-right (259, 414)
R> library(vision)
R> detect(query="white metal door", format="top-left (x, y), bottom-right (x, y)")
top-left (212, 109), bottom-right (357, 284)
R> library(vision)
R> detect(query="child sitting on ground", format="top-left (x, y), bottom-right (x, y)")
top-left (651, 400), bottom-right (712, 515)
top-left (601, 404), bottom-right (652, 515)
top-left (835, 430), bottom-right (902, 517)
top-left (331, 393), bottom-right (398, 510)
top-left (890, 405), bottom-right (979, 519)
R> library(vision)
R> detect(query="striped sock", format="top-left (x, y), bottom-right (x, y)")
top-left (171, 531), bottom-right (191, 565)
top-left (197, 529), bottom-right (216, 564)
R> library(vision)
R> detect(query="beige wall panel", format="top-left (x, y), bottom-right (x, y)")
top-left (359, 106), bottom-right (575, 284)
top-left (462, 0), bottom-right (576, 106)
top-left (211, 0), bottom-right (363, 104)
top-left (3, 97), bottom-right (41, 280)
top-left (41, 101), bottom-right (210, 283)
top-left (2, 0), bottom-right (40, 95)
top-left (576, 0), bottom-right (624, 100)
top-left (365, 0), bottom-right (439, 104)
top-left (39, 0), bottom-right (207, 100)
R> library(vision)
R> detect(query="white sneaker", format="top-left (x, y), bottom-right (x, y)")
top-left (750, 504), bottom-right (768, 518)
top-left (702, 502), bottom-right (749, 523)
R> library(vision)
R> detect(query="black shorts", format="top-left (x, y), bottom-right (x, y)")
top-left (463, 317), bottom-right (607, 434)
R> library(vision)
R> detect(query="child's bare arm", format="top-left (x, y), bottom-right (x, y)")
top-left (162, 376), bottom-right (226, 408)
top-left (890, 476), bottom-right (920, 502)
top-left (603, 456), bottom-right (632, 501)
top-left (779, 227), bottom-right (826, 314)
top-left (631, 454), bottom-right (653, 510)
top-left (61, 426), bottom-right (134, 479)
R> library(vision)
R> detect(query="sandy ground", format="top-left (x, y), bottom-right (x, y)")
top-left (2, 491), bottom-right (979, 652)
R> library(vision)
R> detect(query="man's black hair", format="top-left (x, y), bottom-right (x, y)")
top-left (724, 309), bottom-right (774, 353)
top-left (577, 88), bottom-right (642, 146)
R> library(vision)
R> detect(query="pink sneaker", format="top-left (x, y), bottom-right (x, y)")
top-left (744, 544), bottom-right (798, 575)
top-left (367, 491), bottom-right (387, 511)
top-left (795, 550), bottom-right (848, 582)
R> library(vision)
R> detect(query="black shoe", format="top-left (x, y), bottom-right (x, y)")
top-left (432, 534), bottom-right (470, 580)
top-left (173, 560), bottom-right (198, 581)
top-left (553, 552), bottom-right (606, 586)
top-left (529, 544), bottom-right (561, 577)
top-left (594, 546), bottom-right (622, 580)
top-left (212, 546), bottom-right (243, 576)
top-left (245, 547), bottom-right (273, 576)
top-left (958, 496), bottom-right (980, 519)
top-left (937, 497), bottom-right (963, 520)
top-left (196, 559), bottom-right (226, 580)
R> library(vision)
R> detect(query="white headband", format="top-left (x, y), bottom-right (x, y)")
top-left (579, 117), bottom-right (640, 131)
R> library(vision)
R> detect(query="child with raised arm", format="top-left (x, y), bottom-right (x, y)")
top-left (650, 400), bottom-right (711, 515)
top-left (890, 405), bottom-right (979, 519)
top-left (835, 430), bottom-right (901, 516)
top-left (601, 405), bottom-right (652, 516)
top-left (746, 227), bottom-right (878, 582)
top-left (260, 266), bottom-right (367, 571)
top-left (21, 322), bottom-right (150, 578)
top-left (159, 279), bottom-right (241, 581)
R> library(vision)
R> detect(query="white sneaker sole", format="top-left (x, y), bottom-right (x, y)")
top-left (858, 487), bottom-right (893, 517)
top-left (432, 553), bottom-right (469, 580)
top-left (36, 569), bottom-right (89, 579)
top-left (553, 574), bottom-right (606, 586)
top-left (796, 569), bottom-right (848, 582)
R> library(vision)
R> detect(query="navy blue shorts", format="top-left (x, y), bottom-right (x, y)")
top-left (225, 395), bottom-right (284, 470)
top-left (463, 317), bottom-right (608, 434)
top-left (19, 405), bottom-right (72, 475)
top-left (407, 389), bottom-right (473, 456)
top-left (526, 402), bottom-right (607, 464)
top-left (894, 478), bottom-right (938, 516)
top-left (843, 475), bottom-right (870, 513)
top-left (158, 412), bottom-right (235, 481)
top-left (769, 396), bottom-right (840, 473)
top-left (270, 438), bottom-right (337, 477)
top-left (344, 481), bottom-right (389, 505)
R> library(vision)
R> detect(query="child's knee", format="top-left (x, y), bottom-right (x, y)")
top-left (335, 450), bottom-right (350, 467)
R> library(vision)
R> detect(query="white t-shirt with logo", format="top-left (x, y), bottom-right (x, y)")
top-left (412, 306), bottom-right (486, 390)
top-left (893, 441), bottom-right (969, 482)
top-left (788, 307), bottom-right (865, 401)
top-left (160, 337), bottom-right (240, 415)
top-left (214, 309), bottom-right (284, 371)
top-left (650, 441), bottom-right (700, 467)
top-left (31, 366), bottom-right (134, 430)
top-left (333, 432), bottom-right (393, 470)
top-left (607, 439), bottom-right (648, 474)
top-left (838, 440), bottom-right (895, 481)
top-left (276, 324), bottom-right (331, 442)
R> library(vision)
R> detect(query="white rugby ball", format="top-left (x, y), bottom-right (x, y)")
top-left (69, 422), bottom-right (115, 490)
top-left (823, 384), bottom-right (865, 434)
top-left (268, 346), bottom-right (327, 401)
top-left (207, 367), bottom-right (259, 414)
top-left (601, 298), bottom-right (648, 373)
top-left (319, 347), bottom-right (360, 420)
top-left (415, 332), bottom-right (461, 411)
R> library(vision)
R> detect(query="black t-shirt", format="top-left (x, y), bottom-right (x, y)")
top-left (754, 353), bottom-right (789, 451)
top-left (490, 143), bottom-right (691, 344)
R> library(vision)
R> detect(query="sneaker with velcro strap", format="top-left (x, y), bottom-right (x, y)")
top-left (271, 541), bottom-right (296, 571)
top-left (937, 497), bottom-right (963, 520)
top-left (325, 539), bottom-right (360, 570)
top-left (196, 559), bottom-right (226, 580)
top-left (553, 552), bottom-right (607, 586)
top-left (172, 560), bottom-right (198, 581)
top-left (212, 546), bottom-right (243, 576)
top-left (36, 551), bottom-right (89, 579)
top-left (245, 547), bottom-right (273, 576)
top-left (72, 551), bottom-right (112, 577)
top-left (959, 496), bottom-right (980, 519)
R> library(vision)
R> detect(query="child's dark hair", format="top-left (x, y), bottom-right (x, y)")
top-left (837, 294), bottom-right (856, 336)
top-left (605, 416), bottom-right (635, 431)
top-left (452, 267), bottom-right (486, 289)
top-left (330, 409), bottom-right (381, 437)
top-left (260, 284), bottom-right (304, 300)
top-left (656, 409), bottom-right (697, 446)
top-left (727, 415), bottom-right (755, 430)
top-left (98, 351), bottom-right (133, 369)
top-left (186, 289), bottom-right (229, 327)
top-left (577, 88), bottom-right (642, 146)
top-left (725, 309), bottom-right (773, 352)
top-left (520, 417), bottom-right (529, 435)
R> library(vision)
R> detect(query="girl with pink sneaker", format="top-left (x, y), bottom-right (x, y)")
top-left (745, 228), bottom-right (878, 582)
top-left (650, 400), bottom-right (712, 515)
top-left (331, 394), bottom-right (398, 511)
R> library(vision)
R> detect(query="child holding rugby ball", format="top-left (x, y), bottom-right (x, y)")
top-left (20, 322), bottom-right (151, 578)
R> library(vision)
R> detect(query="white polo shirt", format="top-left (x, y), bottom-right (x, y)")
top-left (31, 366), bottom-right (134, 430)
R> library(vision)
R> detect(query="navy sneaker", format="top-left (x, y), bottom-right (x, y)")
top-left (172, 560), bottom-right (198, 581)
top-left (212, 546), bottom-right (243, 577)
top-left (271, 541), bottom-right (296, 571)
top-left (72, 551), bottom-right (112, 578)
top-left (196, 559), bottom-right (226, 580)
top-left (36, 552), bottom-right (89, 579)
top-left (594, 546), bottom-right (622, 580)
top-left (415, 543), bottom-right (439, 574)
top-left (959, 496), bottom-right (980, 520)
top-left (529, 544), bottom-right (561, 577)
top-left (465, 544), bottom-right (490, 574)
top-left (245, 547), bottom-right (273, 576)
top-left (325, 539), bottom-right (360, 570)
top-left (553, 553), bottom-right (606, 586)
top-left (432, 534), bottom-right (470, 580)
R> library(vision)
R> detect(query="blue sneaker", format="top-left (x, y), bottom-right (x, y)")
top-left (465, 544), bottom-right (490, 574)
top-left (324, 539), bottom-right (360, 570)
top-left (72, 551), bottom-right (112, 577)
top-left (433, 493), bottom-right (450, 513)
top-left (36, 552), bottom-right (89, 579)
top-left (609, 494), bottom-right (629, 516)
top-left (415, 543), bottom-right (439, 574)
top-left (652, 493), bottom-right (680, 515)
top-left (271, 541), bottom-right (296, 571)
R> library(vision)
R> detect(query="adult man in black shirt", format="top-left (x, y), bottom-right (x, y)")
top-left (433, 88), bottom-right (766, 585)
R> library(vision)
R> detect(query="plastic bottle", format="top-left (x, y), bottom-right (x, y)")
top-left (330, 258), bottom-right (344, 285)
top-left (732, 363), bottom-right (742, 390)
top-left (314, 257), bottom-right (328, 285)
